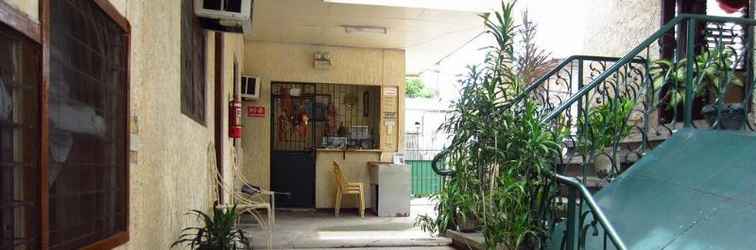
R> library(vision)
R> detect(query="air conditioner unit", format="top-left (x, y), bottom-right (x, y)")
top-left (195, 0), bottom-right (254, 34)
top-left (240, 75), bottom-right (260, 101)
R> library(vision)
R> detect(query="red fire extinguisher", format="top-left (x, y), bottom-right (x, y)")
top-left (229, 100), bottom-right (242, 138)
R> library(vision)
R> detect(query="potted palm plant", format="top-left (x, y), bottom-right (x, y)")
top-left (651, 46), bottom-right (745, 129)
top-left (172, 204), bottom-right (252, 250)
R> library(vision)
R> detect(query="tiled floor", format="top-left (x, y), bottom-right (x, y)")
top-left (241, 198), bottom-right (450, 249)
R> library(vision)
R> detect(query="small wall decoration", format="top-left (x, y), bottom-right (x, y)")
top-left (247, 106), bottom-right (265, 117)
top-left (313, 51), bottom-right (333, 70)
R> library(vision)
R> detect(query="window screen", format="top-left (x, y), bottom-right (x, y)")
top-left (48, 0), bottom-right (128, 248)
top-left (0, 22), bottom-right (41, 250)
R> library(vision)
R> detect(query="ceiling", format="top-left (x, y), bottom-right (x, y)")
top-left (245, 0), bottom-right (493, 74)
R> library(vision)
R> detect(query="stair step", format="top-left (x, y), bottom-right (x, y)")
top-left (557, 151), bottom-right (643, 166)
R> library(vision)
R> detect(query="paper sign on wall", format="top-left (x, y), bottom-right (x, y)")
top-left (383, 87), bottom-right (398, 96)
top-left (247, 106), bottom-right (265, 117)
top-left (381, 86), bottom-right (399, 151)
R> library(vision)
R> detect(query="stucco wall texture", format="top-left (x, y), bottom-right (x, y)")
top-left (7, 0), bottom-right (243, 249)
top-left (580, 0), bottom-right (661, 57)
top-left (240, 41), bottom-right (406, 208)
top-left (111, 0), bottom-right (246, 249)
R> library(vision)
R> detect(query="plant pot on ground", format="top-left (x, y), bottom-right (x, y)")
top-left (593, 152), bottom-right (618, 178)
top-left (172, 204), bottom-right (252, 250)
top-left (455, 213), bottom-right (480, 233)
top-left (702, 102), bottom-right (746, 130)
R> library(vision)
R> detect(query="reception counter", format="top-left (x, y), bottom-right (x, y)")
top-left (315, 149), bottom-right (383, 209)
top-left (314, 150), bottom-right (411, 217)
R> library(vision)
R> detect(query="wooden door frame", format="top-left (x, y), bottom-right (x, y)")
top-left (214, 32), bottom-right (225, 204)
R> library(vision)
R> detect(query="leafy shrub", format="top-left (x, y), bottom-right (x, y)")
top-left (172, 204), bottom-right (252, 250)
top-left (416, 1), bottom-right (565, 249)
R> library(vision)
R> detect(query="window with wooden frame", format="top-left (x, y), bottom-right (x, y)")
top-left (181, 0), bottom-right (207, 125)
top-left (47, 0), bottom-right (130, 249)
top-left (0, 12), bottom-right (42, 250)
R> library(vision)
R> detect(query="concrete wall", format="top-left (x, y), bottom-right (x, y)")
top-left (580, 0), bottom-right (661, 57)
top-left (5, 1), bottom-right (242, 249)
top-left (240, 41), bottom-right (405, 208)
top-left (109, 1), bottom-right (244, 249)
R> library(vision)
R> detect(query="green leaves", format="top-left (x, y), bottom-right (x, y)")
top-left (405, 78), bottom-right (434, 98)
top-left (418, 1), bottom-right (564, 249)
top-left (650, 46), bottom-right (744, 109)
top-left (171, 204), bottom-right (252, 250)
top-left (576, 97), bottom-right (635, 161)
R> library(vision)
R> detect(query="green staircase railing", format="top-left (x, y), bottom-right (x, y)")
top-left (508, 55), bottom-right (624, 116)
top-left (433, 14), bottom-right (756, 250)
top-left (541, 14), bottom-right (756, 250)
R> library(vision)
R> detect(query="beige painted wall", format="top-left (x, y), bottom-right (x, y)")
top-left (581, 0), bottom-right (661, 57)
top-left (241, 41), bottom-right (405, 208)
top-left (6, 1), bottom-right (243, 249)
top-left (2, 0), bottom-right (37, 22)
top-left (113, 0), bottom-right (245, 249)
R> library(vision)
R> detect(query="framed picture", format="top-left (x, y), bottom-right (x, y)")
top-left (314, 94), bottom-right (330, 121)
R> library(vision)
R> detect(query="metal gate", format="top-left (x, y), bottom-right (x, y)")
top-left (270, 82), bottom-right (316, 208)
top-left (405, 132), bottom-right (443, 197)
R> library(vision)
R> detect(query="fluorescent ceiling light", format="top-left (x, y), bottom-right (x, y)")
top-left (342, 25), bottom-right (389, 35)
top-left (323, 0), bottom-right (495, 13)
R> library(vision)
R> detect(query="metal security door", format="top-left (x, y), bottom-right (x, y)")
top-left (270, 82), bottom-right (316, 208)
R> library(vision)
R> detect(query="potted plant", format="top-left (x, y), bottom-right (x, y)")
top-left (454, 200), bottom-right (480, 233)
top-left (651, 46), bottom-right (745, 129)
top-left (577, 98), bottom-right (635, 177)
top-left (172, 204), bottom-right (252, 250)
top-left (415, 170), bottom-right (481, 234)
top-left (446, 163), bottom-right (481, 233)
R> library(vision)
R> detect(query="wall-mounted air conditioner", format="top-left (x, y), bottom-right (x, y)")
top-left (195, 0), bottom-right (254, 34)
top-left (241, 75), bottom-right (260, 101)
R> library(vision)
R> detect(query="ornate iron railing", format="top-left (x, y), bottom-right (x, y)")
top-left (430, 14), bottom-right (756, 250)
top-left (541, 14), bottom-right (756, 250)
top-left (555, 174), bottom-right (626, 250)
top-left (509, 55), bottom-right (624, 116)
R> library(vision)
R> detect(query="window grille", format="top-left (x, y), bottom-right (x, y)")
top-left (0, 22), bottom-right (41, 250)
top-left (48, 0), bottom-right (129, 248)
top-left (270, 82), bottom-right (381, 151)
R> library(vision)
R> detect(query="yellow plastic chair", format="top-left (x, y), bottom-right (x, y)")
top-left (332, 161), bottom-right (365, 217)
